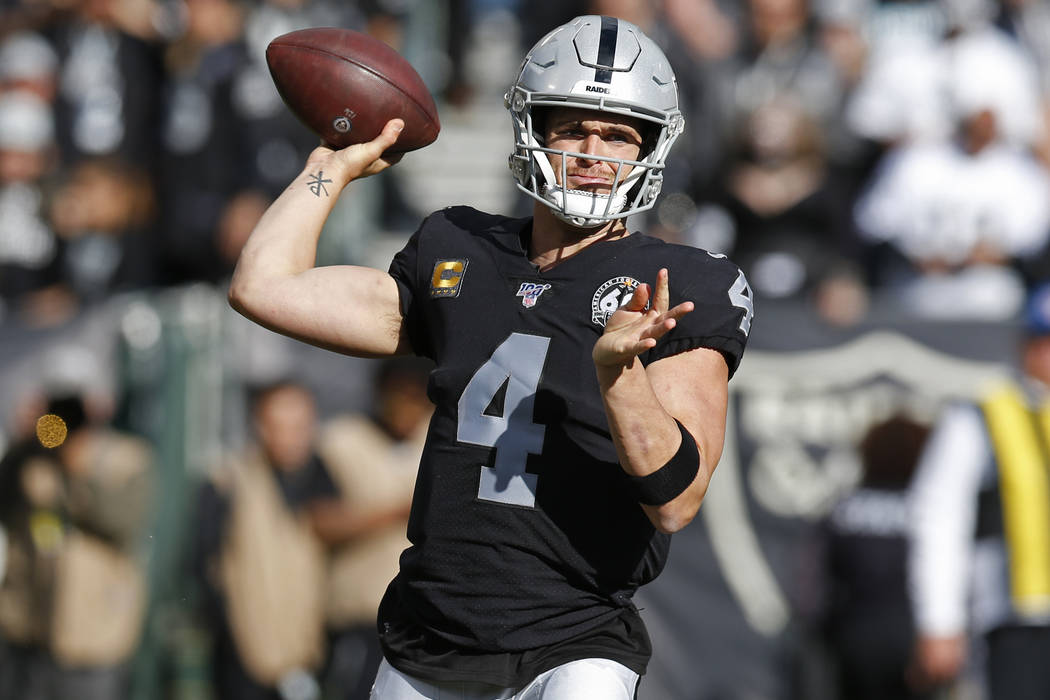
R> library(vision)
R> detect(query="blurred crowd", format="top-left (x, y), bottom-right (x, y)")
top-left (2, 0), bottom-right (1050, 326)
top-left (2, 0), bottom-right (1050, 698)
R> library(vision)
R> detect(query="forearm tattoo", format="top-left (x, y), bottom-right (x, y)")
top-left (306, 171), bottom-right (333, 197)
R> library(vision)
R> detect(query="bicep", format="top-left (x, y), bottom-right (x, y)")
top-left (230, 264), bottom-right (410, 358)
top-left (646, 347), bottom-right (730, 470)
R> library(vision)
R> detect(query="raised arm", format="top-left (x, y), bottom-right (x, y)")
top-left (228, 120), bottom-right (411, 358)
top-left (593, 269), bottom-right (728, 533)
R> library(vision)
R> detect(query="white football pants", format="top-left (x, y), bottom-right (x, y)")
top-left (369, 657), bottom-right (639, 700)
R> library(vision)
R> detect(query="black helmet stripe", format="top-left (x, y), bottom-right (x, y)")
top-left (594, 16), bottom-right (618, 84)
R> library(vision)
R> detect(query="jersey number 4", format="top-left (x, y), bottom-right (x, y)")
top-left (729, 270), bottom-right (754, 336)
top-left (457, 332), bottom-right (550, 507)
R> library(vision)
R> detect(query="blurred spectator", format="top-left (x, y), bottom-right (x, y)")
top-left (810, 0), bottom-right (875, 174)
top-left (661, 0), bottom-right (873, 325)
top-left (717, 94), bottom-right (869, 323)
top-left (815, 414), bottom-right (933, 700)
top-left (0, 376), bottom-right (154, 700)
top-left (441, 0), bottom-right (480, 108)
top-left (942, 1), bottom-right (1045, 149)
top-left (515, 0), bottom-right (587, 53)
top-left (663, 0), bottom-right (740, 62)
top-left (846, 0), bottom-right (1045, 149)
top-left (908, 284), bottom-right (1050, 699)
top-left (191, 379), bottom-right (337, 700)
top-left (853, 0), bottom-right (1050, 320)
top-left (994, 0), bottom-right (1050, 168)
top-left (813, 0), bottom-right (868, 93)
top-left (844, 9), bottom-right (945, 147)
top-left (997, 0), bottom-right (1050, 88)
top-left (636, 0), bottom-right (741, 207)
top-left (729, 0), bottom-right (848, 138)
top-left (311, 356), bottom-right (433, 700)
top-left (154, 0), bottom-right (380, 276)
top-left (0, 30), bottom-right (59, 101)
top-left (0, 90), bottom-right (63, 325)
top-left (852, 94), bottom-right (1050, 320)
top-left (237, 0), bottom-right (364, 198)
top-left (156, 0), bottom-right (270, 285)
top-left (48, 157), bottom-right (160, 306)
top-left (48, 0), bottom-right (166, 171)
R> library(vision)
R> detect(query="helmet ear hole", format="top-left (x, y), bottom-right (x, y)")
top-left (530, 106), bottom-right (551, 145)
top-left (640, 125), bottom-right (659, 159)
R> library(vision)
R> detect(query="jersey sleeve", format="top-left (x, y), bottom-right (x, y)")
top-left (646, 256), bottom-right (753, 378)
top-left (387, 220), bottom-right (433, 358)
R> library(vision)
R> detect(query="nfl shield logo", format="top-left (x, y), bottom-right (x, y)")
top-left (516, 282), bottom-right (551, 308)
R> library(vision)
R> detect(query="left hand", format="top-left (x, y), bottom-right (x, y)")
top-left (592, 268), bottom-right (694, 368)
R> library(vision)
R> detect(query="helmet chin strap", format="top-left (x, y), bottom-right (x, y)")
top-left (534, 149), bottom-right (642, 228)
top-left (541, 184), bottom-right (627, 228)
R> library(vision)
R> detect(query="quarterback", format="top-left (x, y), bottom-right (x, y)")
top-left (229, 15), bottom-right (753, 700)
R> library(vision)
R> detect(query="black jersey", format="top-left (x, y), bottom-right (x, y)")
top-left (379, 206), bottom-right (752, 686)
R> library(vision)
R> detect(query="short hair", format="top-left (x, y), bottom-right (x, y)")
top-left (247, 377), bottom-right (314, 411)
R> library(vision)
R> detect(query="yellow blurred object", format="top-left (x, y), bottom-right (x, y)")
top-left (29, 510), bottom-right (63, 554)
top-left (36, 414), bottom-right (67, 448)
top-left (982, 384), bottom-right (1050, 617)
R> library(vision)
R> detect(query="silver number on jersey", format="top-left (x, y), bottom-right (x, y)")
top-left (729, 270), bottom-right (754, 336)
top-left (457, 332), bottom-right (550, 507)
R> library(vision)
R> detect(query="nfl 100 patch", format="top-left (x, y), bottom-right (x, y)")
top-left (516, 281), bottom-right (552, 308)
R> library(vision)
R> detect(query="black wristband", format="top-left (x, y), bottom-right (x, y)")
top-left (626, 420), bottom-right (700, 506)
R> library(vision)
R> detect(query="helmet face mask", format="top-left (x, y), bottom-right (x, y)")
top-left (506, 15), bottom-right (685, 228)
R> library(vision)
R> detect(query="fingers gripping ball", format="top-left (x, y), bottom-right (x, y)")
top-left (266, 27), bottom-right (440, 152)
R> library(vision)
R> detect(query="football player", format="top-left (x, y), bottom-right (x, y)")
top-left (229, 15), bottom-right (753, 700)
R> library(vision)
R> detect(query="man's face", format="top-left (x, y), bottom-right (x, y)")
top-left (543, 107), bottom-right (645, 195)
top-left (1024, 335), bottom-right (1050, 387)
top-left (255, 384), bottom-right (317, 472)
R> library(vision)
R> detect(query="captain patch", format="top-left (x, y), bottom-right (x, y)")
top-left (430, 259), bottom-right (468, 298)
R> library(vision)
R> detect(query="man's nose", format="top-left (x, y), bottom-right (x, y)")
top-left (578, 133), bottom-right (604, 159)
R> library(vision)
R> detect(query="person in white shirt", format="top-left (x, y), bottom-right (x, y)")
top-left (908, 284), bottom-right (1050, 699)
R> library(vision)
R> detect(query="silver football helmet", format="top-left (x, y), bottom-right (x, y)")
top-left (506, 15), bottom-right (685, 228)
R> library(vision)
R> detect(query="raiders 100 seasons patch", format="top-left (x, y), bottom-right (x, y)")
top-left (591, 276), bottom-right (644, 327)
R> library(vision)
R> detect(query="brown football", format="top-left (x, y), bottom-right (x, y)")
top-left (266, 27), bottom-right (440, 153)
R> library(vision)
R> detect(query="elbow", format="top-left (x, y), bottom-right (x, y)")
top-left (227, 277), bottom-right (248, 314)
top-left (655, 514), bottom-right (696, 535)
top-left (226, 270), bottom-right (258, 318)
top-left (645, 500), bottom-right (701, 534)
top-left (642, 463), bottom-right (709, 534)
top-left (652, 519), bottom-right (681, 535)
